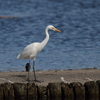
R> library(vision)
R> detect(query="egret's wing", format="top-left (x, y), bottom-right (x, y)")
top-left (17, 42), bottom-right (40, 59)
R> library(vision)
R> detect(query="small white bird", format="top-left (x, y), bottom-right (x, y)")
top-left (17, 25), bottom-right (61, 82)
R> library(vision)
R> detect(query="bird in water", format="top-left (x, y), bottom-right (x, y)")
top-left (17, 25), bottom-right (61, 82)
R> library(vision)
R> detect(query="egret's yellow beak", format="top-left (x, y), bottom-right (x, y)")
top-left (53, 28), bottom-right (61, 32)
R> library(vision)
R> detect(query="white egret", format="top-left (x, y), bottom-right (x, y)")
top-left (17, 25), bottom-right (61, 82)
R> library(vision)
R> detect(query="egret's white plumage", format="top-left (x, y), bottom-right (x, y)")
top-left (17, 43), bottom-right (40, 59)
top-left (17, 25), bottom-right (61, 81)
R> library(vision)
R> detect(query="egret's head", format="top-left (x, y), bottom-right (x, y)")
top-left (47, 25), bottom-right (61, 32)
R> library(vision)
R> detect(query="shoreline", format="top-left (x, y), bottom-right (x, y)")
top-left (0, 69), bottom-right (99, 100)
top-left (0, 69), bottom-right (100, 86)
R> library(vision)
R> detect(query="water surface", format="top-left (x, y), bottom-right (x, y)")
top-left (0, 0), bottom-right (100, 71)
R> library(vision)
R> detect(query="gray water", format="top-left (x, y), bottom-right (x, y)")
top-left (0, 0), bottom-right (100, 71)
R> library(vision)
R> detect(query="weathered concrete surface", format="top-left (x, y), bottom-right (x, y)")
top-left (37, 85), bottom-right (47, 100)
top-left (71, 82), bottom-right (85, 100)
top-left (0, 84), bottom-right (3, 100)
top-left (84, 81), bottom-right (99, 100)
top-left (96, 80), bottom-right (100, 100)
top-left (2, 83), bottom-right (14, 100)
top-left (27, 83), bottom-right (37, 99)
top-left (0, 69), bottom-right (100, 86)
top-left (61, 82), bottom-right (74, 100)
top-left (0, 81), bottom-right (100, 100)
top-left (0, 69), bottom-right (99, 100)
top-left (13, 83), bottom-right (27, 99)
top-left (47, 83), bottom-right (62, 99)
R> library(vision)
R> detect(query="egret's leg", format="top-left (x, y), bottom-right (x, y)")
top-left (28, 60), bottom-right (31, 81)
top-left (33, 60), bottom-right (37, 81)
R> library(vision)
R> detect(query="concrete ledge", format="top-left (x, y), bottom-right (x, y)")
top-left (0, 80), bottom-right (100, 100)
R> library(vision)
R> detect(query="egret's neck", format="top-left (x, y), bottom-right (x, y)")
top-left (39, 28), bottom-right (49, 51)
top-left (44, 28), bottom-right (49, 40)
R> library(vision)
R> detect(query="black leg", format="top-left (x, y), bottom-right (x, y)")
top-left (33, 60), bottom-right (37, 81)
top-left (28, 60), bottom-right (31, 82)
top-left (33, 60), bottom-right (41, 83)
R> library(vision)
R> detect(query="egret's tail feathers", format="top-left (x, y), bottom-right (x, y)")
top-left (17, 54), bottom-right (20, 59)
